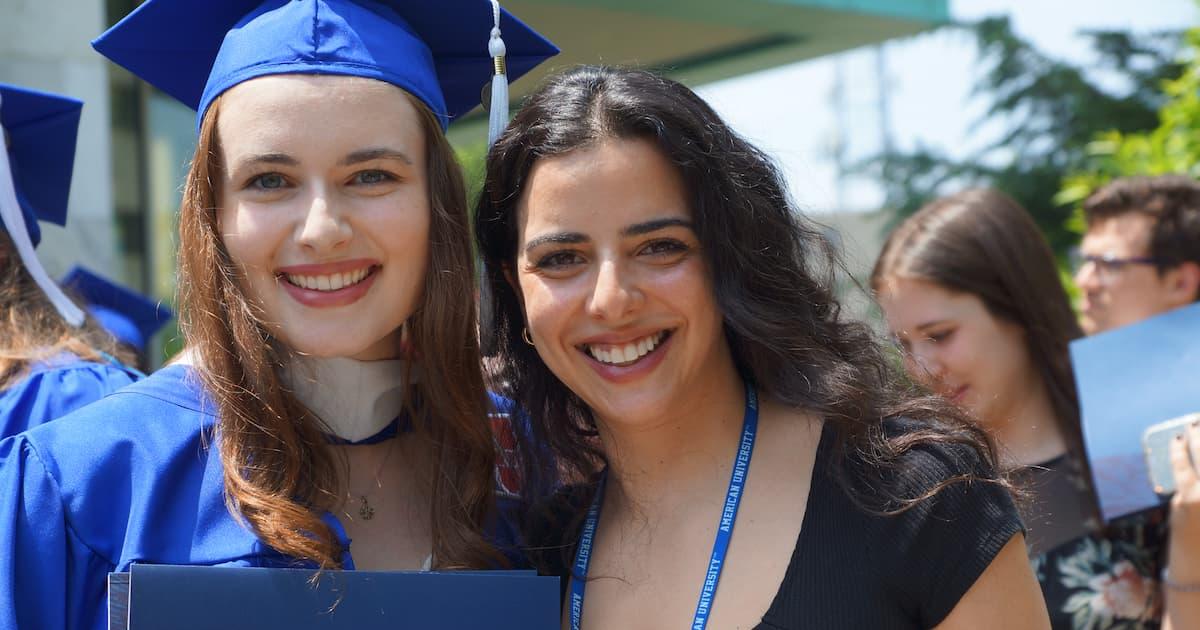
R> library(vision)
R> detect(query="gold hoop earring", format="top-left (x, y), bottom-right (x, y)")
top-left (522, 327), bottom-right (535, 346)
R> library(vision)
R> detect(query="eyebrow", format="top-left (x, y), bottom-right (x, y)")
top-left (914, 319), bottom-right (951, 332)
top-left (622, 217), bottom-right (693, 236)
top-left (524, 232), bottom-right (587, 253)
top-left (525, 217), bottom-right (691, 250)
top-left (523, 217), bottom-right (694, 255)
top-left (233, 152), bottom-right (300, 171)
top-left (339, 147), bottom-right (414, 166)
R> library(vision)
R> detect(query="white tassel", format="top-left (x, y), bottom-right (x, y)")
top-left (487, 1), bottom-right (508, 147)
top-left (0, 94), bottom-right (85, 327)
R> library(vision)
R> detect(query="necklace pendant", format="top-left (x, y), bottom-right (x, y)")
top-left (358, 495), bottom-right (375, 521)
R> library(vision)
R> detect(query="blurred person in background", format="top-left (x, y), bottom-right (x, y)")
top-left (873, 188), bottom-right (1199, 629)
top-left (59, 266), bottom-right (175, 371)
top-left (1074, 176), bottom-right (1200, 629)
top-left (0, 83), bottom-right (141, 438)
top-left (1074, 175), bottom-right (1200, 336)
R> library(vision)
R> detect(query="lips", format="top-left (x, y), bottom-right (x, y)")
top-left (276, 259), bottom-right (380, 308)
top-left (946, 385), bottom-right (969, 402)
top-left (283, 267), bottom-right (372, 292)
top-left (582, 330), bottom-right (669, 366)
top-left (572, 329), bottom-right (676, 385)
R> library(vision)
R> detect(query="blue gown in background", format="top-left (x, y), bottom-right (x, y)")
top-left (0, 364), bottom-right (526, 630)
top-left (0, 354), bottom-right (141, 439)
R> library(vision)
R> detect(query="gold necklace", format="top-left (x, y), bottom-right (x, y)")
top-left (350, 437), bottom-right (398, 521)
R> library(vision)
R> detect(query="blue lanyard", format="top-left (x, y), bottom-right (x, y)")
top-left (569, 382), bottom-right (759, 630)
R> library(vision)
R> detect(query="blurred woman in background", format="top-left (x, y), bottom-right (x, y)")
top-left (873, 188), bottom-right (1193, 628)
top-left (0, 82), bottom-right (141, 438)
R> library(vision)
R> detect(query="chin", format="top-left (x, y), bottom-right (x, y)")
top-left (277, 329), bottom-right (396, 360)
top-left (587, 388), bottom-right (674, 428)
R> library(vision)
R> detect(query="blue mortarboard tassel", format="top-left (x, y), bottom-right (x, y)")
top-left (0, 86), bottom-right (86, 327)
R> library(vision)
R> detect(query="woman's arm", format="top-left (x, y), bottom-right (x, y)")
top-left (1162, 424), bottom-right (1200, 630)
top-left (934, 534), bottom-right (1050, 630)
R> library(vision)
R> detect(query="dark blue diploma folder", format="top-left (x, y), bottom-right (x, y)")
top-left (107, 565), bottom-right (558, 629)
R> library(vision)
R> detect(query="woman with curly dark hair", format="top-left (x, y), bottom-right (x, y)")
top-left (476, 66), bottom-right (1049, 629)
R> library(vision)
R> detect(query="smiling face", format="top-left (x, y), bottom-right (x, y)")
top-left (511, 137), bottom-right (734, 427)
top-left (215, 75), bottom-right (430, 361)
top-left (876, 277), bottom-right (1039, 426)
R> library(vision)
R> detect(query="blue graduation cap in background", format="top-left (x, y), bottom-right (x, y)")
top-left (92, 0), bottom-right (558, 139)
top-left (0, 83), bottom-right (83, 248)
top-left (60, 266), bottom-right (175, 352)
top-left (0, 83), bottom-right (87, 326)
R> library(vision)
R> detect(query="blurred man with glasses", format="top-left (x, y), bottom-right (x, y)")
top-left (1074, 175), bottom-right (1200, 335)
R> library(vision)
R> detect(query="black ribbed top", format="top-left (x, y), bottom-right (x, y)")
top-left (526, 418), bottom-right (1024, 630)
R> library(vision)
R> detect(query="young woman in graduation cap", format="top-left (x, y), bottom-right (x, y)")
top-left (0, 83), bottom-right (144, 438)
top-left (476, 66), bottom-right (1050, 629)
top-left (0, 1), bottom-right (555, 628)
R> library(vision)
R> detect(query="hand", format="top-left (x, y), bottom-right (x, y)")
top-left (1167, 421), bottom-right (1200, 583)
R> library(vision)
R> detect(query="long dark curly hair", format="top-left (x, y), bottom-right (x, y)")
top-left (475, 66), bottom-right (1006, 543)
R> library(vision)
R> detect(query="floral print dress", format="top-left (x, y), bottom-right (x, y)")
top-left (1018, 454), bottom-right (1168, 629)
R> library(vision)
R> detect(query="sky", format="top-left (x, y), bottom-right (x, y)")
top-left (695, 0), bottom-right (1200, 215)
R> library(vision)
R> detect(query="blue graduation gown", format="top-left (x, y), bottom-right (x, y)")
top-left (0, 364), bottom-right (524, 630)
top-left (0, 354), bottom-right (141, 439)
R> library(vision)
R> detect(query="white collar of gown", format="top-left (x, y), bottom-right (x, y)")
top-left (283, 355), bottom-right (414, 443)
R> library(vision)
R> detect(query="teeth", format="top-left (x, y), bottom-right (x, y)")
top-left (585, 331), bottom-right (667, 366)
top-left (284, 267), bottom-right (372, 293)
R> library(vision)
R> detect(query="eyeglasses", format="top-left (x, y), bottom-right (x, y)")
top-left (1071, 252), bottom-right (1165, 278)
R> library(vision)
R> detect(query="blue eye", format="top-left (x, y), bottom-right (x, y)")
top-left (250, 173), bottom-right (287, 190)
top-left (353, 170), bottom-right (394, 185)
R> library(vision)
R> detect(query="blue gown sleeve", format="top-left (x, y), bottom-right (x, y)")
top-left (0, 363), bottom-right (140, 438)
top-left (0, 435), bottom-right (70, 630)
top-left (0, 434), bottom-right (114, 630)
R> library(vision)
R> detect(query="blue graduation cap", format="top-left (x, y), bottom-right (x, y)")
top-left (92, 0), bottom-right (558, 135)
top-left (0, 83), bottom-right (83, 248)
top-left (0, 83), bottom-right (87, 327)
top-left (60, 267), bottom-right (175, 352)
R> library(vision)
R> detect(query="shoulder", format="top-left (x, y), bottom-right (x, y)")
top-left (19, 364), bottom-right (217, 513)
top-left (829, 416), bottom-right (1002, 504)
top-left (782, 416), bottom-right (1022, 627)
top-left (5, 365), bottom-right (231, 565)
top-left (0, 357), bottom-right (141, 437)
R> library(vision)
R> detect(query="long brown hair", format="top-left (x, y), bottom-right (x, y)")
top-left (0, 231), bottom-right (133, 388)
top-left (475, 67), bottom-right (1006, 544)
top-left (179, 88), bottom-right (499, 570)
top-left (871, 189), bottom-right (1088, 489)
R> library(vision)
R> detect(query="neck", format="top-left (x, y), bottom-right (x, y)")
top-left (986, 379), bottom-right (1068, 468)
top-left (596, 359), bottom-right (747, 511)
top-left (284, 354), bottom-right (413, 443)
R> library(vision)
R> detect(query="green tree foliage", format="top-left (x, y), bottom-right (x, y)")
top-left (1058, 26), bottom-right (1200, 233)
top-left (868, 17), bottom-right (1184, 259)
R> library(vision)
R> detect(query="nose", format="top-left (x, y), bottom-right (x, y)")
top-left (586, 258), bottom-right (642, 321)
top-left (295, 185), bottom-right (351, 252)
top-left (1074, 260), bottom-right (1101, 292)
